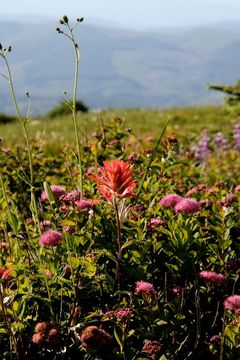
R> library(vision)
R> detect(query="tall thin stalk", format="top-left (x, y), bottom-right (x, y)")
top-left (56, 16), bottom-right (84, 194)
top-left (0, 46), bottom-right (40, 233)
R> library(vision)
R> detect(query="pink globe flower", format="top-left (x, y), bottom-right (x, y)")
top-left (75, 199), bottom-right (99, 210)
top-left (39, 230), bottom-right (62, 247)
top-left (235, 185), bottom-right (240, 192)
top-left (159, 194), bottom-right (182, 208)
top-left (135, 280), bottom-right (154, 294)
top-left (175, 198), bottom-right (200, 214)
top-left (199, 271), bottom-right (226, 286)
top-left (41, 185), bottom-right (67, 202)
top-left (224, 295), bottom-right (240, 313)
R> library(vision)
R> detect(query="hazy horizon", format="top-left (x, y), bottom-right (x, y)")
top-left (1, 0), bottom-right (240, 30)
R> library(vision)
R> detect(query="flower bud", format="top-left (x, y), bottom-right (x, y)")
top-left (77, 17), bottom-right (84, 22)
top-left (62, 15), bottom-right (69, 23)
top-left (0, 43), bottom-right (2, 51)
top-left (59, 18), bottom-right (64, 24)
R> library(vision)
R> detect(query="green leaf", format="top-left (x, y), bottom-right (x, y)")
top-left (114, 326), bottom-right (124, 354)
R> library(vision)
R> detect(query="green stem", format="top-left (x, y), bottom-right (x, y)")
top-left (68, 25), bottom-right (83, 195)
top-left (1, 53), bottom-right (40, 233)
top-left (114, 198), bottom-right (122, 290)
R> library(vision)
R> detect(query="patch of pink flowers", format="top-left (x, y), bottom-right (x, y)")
top-left (39, 230), bottom-right (62, 247)
top-left (224, 295), bottom-right (240, 313)
top-left (105, 308), bottom-right (133, 321)
top-left (159, 194), bottom-right (182, 208)
top-left (75, 199), bottom-right (99, 210)
top-left (135, 280), bottom-right (154, 294)
top-left (142, 340), bottom-right (162, 356)
top-left (199, 270), bottom-right (226, 286)
top-left (186, 184), bottom-right (206, 196)
top-left (40, 220), bottom-right (52, 231)
top-left (175, 198), bottom-right (200, 214)
top-left (235, 185), bottom-right (240, 192)
top-left (147, 218), bottom-right (165, 229)
top-left (61, 190), bottom-right (80, 203)
top-left (172, 286), bottom-right (184, 296)
top-left (41, 185), bottom-right (67, 202)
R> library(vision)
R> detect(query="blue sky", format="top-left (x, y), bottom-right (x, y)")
top-left (1, 0), bottom-right (240, 28)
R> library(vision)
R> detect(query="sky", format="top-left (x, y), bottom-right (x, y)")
top-left (1, 0), bottom-right (240, 29)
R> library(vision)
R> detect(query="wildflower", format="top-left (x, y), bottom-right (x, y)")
top-left (214, 132), bottom-right (229, 150)
top-left (159, 194), bottom-right (182, 208)
top-left (233, 124), bottom-right (240, 150)
top-left (75, 199), bottom-right (99, 210)
top-left (172, 286), bottom-right (184, 296)
top-left (209, 335), bottom-right (220, 344)
top-left (61, 190), bottom-right (80, 203)
top-left (41, 185), bottom-right (67, 202)
top-left (39, 230), bottom-right (62, 247)
top-left (175, 198), bottom-right (200, 214)
top-left (104, 308), bottom-right (133, 321)
top-left (142, 340), bottom-right (163, 356)
top-left (40, 220), bottom-right (52, 231)
top-left (198, 199), bottom-right (212, 208)
top-left (186, 184), bottom-right (206, 196)
top-left (80, 326), bottom-right (112, 350)
top-left (136, 280), bottom-right (154, 294)
top-left (63, 226), bottom-right (75, 234)
top-left (32, 322), bottom-right (60, 345)
top-left (192, 130), bottom-right (211, 161)
top-left (224, 295), bottom-right (240, 313)
top-left (199, 271), bottom-right (226, 286)
top-left (235, 185), bottom-right (240, 192)
top-left (90, 160), bottom-right (136, 202)
top-left (147, 218), bottom-right (165, 229)
top-left (0, 242), bottom-right (9, 250)
top-left (0, 265), bottom-right (12, 280)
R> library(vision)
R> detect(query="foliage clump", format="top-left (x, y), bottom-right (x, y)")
top-left (46, 99), bottom-right (89, 118)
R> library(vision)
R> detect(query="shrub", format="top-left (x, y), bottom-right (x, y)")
top-left (46, 99), bottom-right (89, 118)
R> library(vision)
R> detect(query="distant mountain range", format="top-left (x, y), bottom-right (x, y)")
top-left (0, 20), bottom-right (240, 114)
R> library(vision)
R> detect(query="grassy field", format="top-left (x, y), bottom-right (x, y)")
top-left (0, 105), bottom-right (230, 151)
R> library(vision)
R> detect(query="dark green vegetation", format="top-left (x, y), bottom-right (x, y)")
top-left (1, 20), bottom-right (240, 113)
top-left (46, 100), bottom-right (89, 119)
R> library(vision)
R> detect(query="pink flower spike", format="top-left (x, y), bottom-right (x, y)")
top-left (159, 194), bottom-right (182, 208)
top-left (175, 198), bottom-right (200, 214)
top-left (39, 230), bottom-right (62, 247)
top-left (135, 280), bottom-right (154, 294)
top-left (199, 270), bottom-right (226, 286)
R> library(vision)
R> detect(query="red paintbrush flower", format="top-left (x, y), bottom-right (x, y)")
top-left (90, 160), bottom-right (136, 202)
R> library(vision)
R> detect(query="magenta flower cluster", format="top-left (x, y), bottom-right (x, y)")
top-left (160, 194), bottom-right (200, 214)
top-left (39, 230), bottom-right (62, 247)
top-left (135, 280), bottom-right (154, 294)
top-left (199, 270), bottom-right (226, 286)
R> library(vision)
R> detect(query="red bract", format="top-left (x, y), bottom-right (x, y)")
top-left (91, 160), bottom-right (136, 202)
top-left (0, 265), bottom-right (12, 280)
